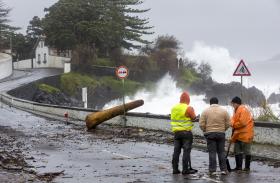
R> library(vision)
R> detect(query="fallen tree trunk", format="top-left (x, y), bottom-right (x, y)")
top-left (85, 99), bottom-right (144, 129)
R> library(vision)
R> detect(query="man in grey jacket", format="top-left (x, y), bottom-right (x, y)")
top-left (199, 97), bottom-right (230, 175)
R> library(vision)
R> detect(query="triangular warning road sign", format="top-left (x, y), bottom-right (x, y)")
top-left (233, 60), bottom-right (251, 76)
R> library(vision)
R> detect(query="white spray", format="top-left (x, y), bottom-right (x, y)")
top-left (104, 74), bottom-right (209, 115)
top-left (104, 41), bottom-right (280, 116)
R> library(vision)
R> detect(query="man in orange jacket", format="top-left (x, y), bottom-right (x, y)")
top-left (230, 96), bottom-right (254, 172)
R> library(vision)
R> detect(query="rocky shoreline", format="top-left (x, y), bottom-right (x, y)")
top-left (8, 73), bottom-right (267, 109)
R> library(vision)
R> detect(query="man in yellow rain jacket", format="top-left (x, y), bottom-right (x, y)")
top-left (231, 96), bottom-right (254, 172)
top-left (170, 92), bottom-right (197, 174)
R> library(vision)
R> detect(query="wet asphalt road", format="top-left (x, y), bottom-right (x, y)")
top-left (1, 69), bottom-right (280, 183)
top-left (0, 69), bottom-right (62, 92)
top-left (1, 102), bottom-right (280, 183)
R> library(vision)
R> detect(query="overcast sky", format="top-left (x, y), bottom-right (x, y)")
top-left (3, 0), bottom-right (280, 62)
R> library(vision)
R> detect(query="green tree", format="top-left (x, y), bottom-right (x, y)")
top-left (26, 16), bottom-right (43, 39)
top-left (0, 1), bottom-right (18, 50)
top-left (197, 62), bottom-right (212, 81)
top-left (154, 35), bottom-right (180, 50)
top-left (24, 16), bottom-right (44, 59)
top-left (42, 0), bottom-right (153, 60)
top-left (145, 35), bottom-right (180, 75)
top-left (151, 48), bottom-right (178, 74)
top-left (11, 33), bottom-right (33, 61)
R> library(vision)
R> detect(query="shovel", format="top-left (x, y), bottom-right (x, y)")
top-left (225, 141), bottom-right (232, 172)
top-left (226, 130), bottom-right (234, 172)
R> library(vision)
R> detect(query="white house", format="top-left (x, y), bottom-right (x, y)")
top-left (34, 36), bottom-right (71, 68)
top-left (34, 36), bottom-right (48, 67)
top-left (14, 36), bottom-right (71, 72)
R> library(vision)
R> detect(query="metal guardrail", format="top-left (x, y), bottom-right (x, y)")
top-left (1, 92), bottom-right (280, 129)
top-left (255, 121), bottom-right (280, 128)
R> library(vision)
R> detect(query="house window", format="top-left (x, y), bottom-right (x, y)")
top-left (37, 54), bottom-right (41, 64)
top-left (43, 53), bottom-right (47, 64)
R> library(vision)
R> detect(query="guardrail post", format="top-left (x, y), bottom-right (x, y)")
top-left (64, 112), bottom-right (69, 125)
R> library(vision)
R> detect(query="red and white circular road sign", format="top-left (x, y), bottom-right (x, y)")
top-left (116, 66), bottom-right (129, 79)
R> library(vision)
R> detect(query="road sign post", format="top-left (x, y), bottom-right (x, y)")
top-left (0, 94), bottom-right (2, 108)
top-left (233, 59), bottom-right (251, 99)
top-left (115, 66), bottom-right (129, 126)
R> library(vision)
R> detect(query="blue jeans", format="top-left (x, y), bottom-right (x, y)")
top-left (172, 131), bottom-right (193, 171)
top-left (205, 132), bottom-right (226, 172)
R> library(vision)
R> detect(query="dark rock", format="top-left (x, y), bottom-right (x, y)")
top-left (32, 89), bottom-right (74, 106)
top-left (190, 80), bottom-right (266, 107)
top-left (268, 93), bottom-right (280, 104)
top-left (87, 85), bottom-right (121, 109)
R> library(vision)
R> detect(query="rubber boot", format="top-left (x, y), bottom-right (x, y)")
top-left (182, 160), bottom-right (196, 175)
top-left (172, 161), bottom-right (181, 174)
top-left (243, 155), bottom-right (251, 172)
top-left (190, 167), bottom-right (198, 173)
top-left (233, 154), bottom-right (243, 171)
top-left (182, 169), bottom-right (196, 175)
top-left (189, 159), bottom-right (198, 173)
top-left (173, 168), bottom-right (181, 174)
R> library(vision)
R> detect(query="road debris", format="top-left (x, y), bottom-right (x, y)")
top-left (85, 99), bottom-right (144, 129)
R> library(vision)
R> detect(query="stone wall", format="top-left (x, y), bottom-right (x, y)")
top-left (13, 56), bottom-right (70, 70)
top-left (0, 53), bottom-right (12, 80)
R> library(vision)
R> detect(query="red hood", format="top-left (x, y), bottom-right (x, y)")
top-left (180, 92), bottom-right (190, 105)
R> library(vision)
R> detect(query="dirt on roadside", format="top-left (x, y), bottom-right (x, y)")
top-left (0, 126), bottom-right (64, 183)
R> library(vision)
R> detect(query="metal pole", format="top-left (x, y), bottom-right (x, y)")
top-left (10, 36), bottom-right (12, 53)
top-left (10, 35), bottom-right (14, 71)
top-left (31, 58), bottom-right (34, 69)
top-left (122, 79), bottom-right (127, 126)
top-left (241, 76), bottom-right (243, 99)
top-left (0, 94), bottom-right (2, 108)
